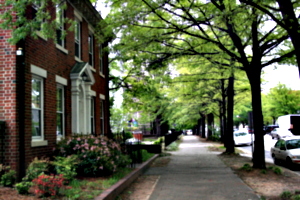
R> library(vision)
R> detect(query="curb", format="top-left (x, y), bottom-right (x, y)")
top-left (95, 154), bottom-right (159, 200)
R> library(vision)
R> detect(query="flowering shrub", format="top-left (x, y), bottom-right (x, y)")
top-left (53, 135), bottom-right (131, 176)
top-left (52, 155), bottom-right (79, 182)
top-left (23, 157), bottom-right (50, 182)
top-left (32, 174), bottom-right (64, 197)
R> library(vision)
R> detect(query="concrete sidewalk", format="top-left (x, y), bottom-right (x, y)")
top-left (145, 135), bottom-right (260, 200)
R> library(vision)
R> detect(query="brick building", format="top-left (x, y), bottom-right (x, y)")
top-left (0, 0), bottom-right (111, 178)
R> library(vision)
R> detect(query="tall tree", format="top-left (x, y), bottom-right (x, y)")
top-left (104, 0), bottom-right (296, 168)
top-left (263, 83), bottom-right (300, 118)
top-left (240, 0), bottom-right (300, 77)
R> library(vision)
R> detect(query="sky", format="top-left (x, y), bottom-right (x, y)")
top-left (261, 65), bottom-right (300, 93)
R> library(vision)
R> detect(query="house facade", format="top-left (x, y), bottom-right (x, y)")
top-left (0, 0), bottom-right (111, 178)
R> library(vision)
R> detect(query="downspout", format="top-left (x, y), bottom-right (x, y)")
top-left (16, 40), bottom-right (26, 180)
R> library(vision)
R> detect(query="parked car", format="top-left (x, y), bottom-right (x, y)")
top-left (186, 130), bottom-right (193, 135)
top-left (271, 136), bottom-right (300, 169)
top-left (234, 130), bottom-right (253, 146)
top-left (270, 128), bottom-right (294, 139)
top-left (264, 125), bottom-right (279, 135)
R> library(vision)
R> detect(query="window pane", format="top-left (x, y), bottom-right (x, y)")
top-left (56, 87), bottom-right (63, 111)
top-left (32, 78), bottom-right (41, 108)
top-left (75, 43), bottom-right (80, 57)
top-left (32, 109), bottom-right (41, 136)
top-left (99, 44), bottom-right (103, 73)
top-left (75, 20), bottom-right (80, 58)
top-left (56, 113), bottom-right (63, 136)
top-left (89, 34), bottom-right (93, 66)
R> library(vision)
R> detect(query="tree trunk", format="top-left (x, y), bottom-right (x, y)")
top-left (200, 113), bottom-right (206, 138)
top-left (207, 113), bottom-right (214, 138)
top-left (247, 69), bottom-right (266, 169)
top-left (221, 79), bottom-right (227, 143)
top-left (277, 0), bottom-right (300, 78)
top-left (225, 76), bottom-right (235, 153)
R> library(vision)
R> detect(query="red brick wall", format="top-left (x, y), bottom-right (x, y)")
top-left (0, 0), bottom-right (111, 177)
top-left (0, 29), bottom-right (19, 173)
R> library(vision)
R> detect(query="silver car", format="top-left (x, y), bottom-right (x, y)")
top-left (270, 128), bottom-right (293, 139)
top-left (271, 136), bottom-right (300, 169)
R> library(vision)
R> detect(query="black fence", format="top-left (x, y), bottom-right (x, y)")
top-left (165, 131), bottom-right (182, 146)
top-left (113, 130), bottom-right (181, 167)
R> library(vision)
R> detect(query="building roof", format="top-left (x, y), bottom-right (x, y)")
top-left (69, 0), bottom-right (103, 27)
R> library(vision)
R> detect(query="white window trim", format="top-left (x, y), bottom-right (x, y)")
top-left (56, 84), bottom-right (65, 141)
top-left (31, 64), bottom-right (47, 78)
top-left (31, 74), bottom-right (47, 147)
top-left (55, 75), bottom-right (67, 86)
top-left (74, 17), bottom-right (81, 60)
top-left (56, 5), bottom-right (66, 50)
top-left (32, 2), bottom-right (48, 41)
top-left (31, 65), bottom-right (47, 146)
top-left (100, 94), bottom-right (105, 100)
top-left (88, 33), bottom-right (94, 67)
top-left (99, 94), bottom-right (105, 135)
top-left (56, 44), bottom-right (68, 54)
top-left (99, 44), bottom-right (105, 77)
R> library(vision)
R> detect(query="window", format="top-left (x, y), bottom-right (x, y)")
top-left (99, 44), bottom-right (104, 75)
top-left (56, 85), bottom-right (65, 140)
top-left (100, 100), bottom-right (105, 134)
top-left (56, 5), bottom-right (65, 48)
top-left (88, 34), bottom-right (94, 66)
top-left (75, 18), bottom-right (81, 59)
top-left (32, 2), bottom-right (47, 38)
top-left (32, 76), bottom-right (44, 140)
top-left (91, 98), bottom-right (95, 135)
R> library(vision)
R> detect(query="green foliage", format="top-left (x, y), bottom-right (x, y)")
top-left (52, 155), bottom-right (79, 182)
top-left (0, 170), bottom-right (16, 187)
top-left (166, 140), bottom-right (180, 151)
top-left (240, 163), bottom-right (252, 172)
top-left (54, 135), bottom-right (131, 176)
top-left (262, 83), bottom-right (300, 122)
top-left (61, 168), bottom-right (132, 200)
top-left (0, 164), bottom-right (10, 179)
top-left (208, 131), bottom-right (221, 142)
top-left (124, 131), bottom-right (133, 140)
top-left (141, 150), bottom-right (154, 162)
top-left (153, 137), bottom-right (164, 145)
top-left (15, 181), bottom-right (33, 194)
top-left (273, 166), bottom-right (282, 175)
top-left (293, 195), bottom-right (300, 200)
top-left (280, 191), bottom-right (292, 199)
top-left (260, 169), bottom-right (267, 174)
top-left (23, 157), bottom-right (50, 182)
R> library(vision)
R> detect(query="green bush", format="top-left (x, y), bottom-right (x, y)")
top-left (153, 137), bottom-right (164, 145)
top-left (54, 135), bottom-right (131, 176)
top-left (0, 170), bottom-right (16, 187)
top-left (273, 166), bottom-right (282, 175)
top-left (52, 155), bottom-right (79, 182)
top-left (208, 133), bottom-right (221, 142)
top-left (293, 194), bottom-right (300, 200)
top-left (124, 132), bottom-right (133, 140)
top-left (23, 157), bottom-right (50, 182)
top-left (280, 191), bottom-right (292, 199)
top-left (240, 163), bottom-right (252, 172)
top-left (15, 181), bottom-right (33, 194)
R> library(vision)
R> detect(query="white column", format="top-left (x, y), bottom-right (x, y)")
top-left (71, 79), bottom-right (81, 134)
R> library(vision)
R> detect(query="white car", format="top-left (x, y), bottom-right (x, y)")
top-left (270, 128), bottom-right (293, 140)
top-left (271, 136), bottom-right (300, 169)
top-left (234, 130), bottom-right (253, 146)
